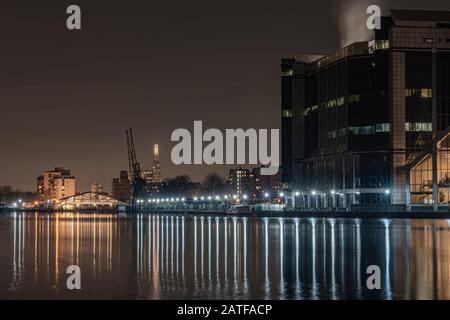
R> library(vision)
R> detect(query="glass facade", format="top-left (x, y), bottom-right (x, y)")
top-left (281, 59), bottom-right (294, 183)
top-left (282, 10), bottom-right (450, 210)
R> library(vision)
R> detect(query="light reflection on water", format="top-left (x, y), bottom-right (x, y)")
top-left (1, 212), bottom-right (450, 299)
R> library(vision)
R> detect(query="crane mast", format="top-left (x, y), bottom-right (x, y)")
top-left (126, 128), bottom-right (147, 209)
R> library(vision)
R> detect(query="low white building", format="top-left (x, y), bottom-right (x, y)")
top-left (57, 192), bottom-right (125, 210)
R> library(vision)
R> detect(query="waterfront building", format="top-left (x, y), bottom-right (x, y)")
top-left (141, 170), bottom-right (154, 194)
top-left (281, 59), bottom-right (294, 185)
top-left (36, 167), bottom-right (76, 202)
top-left (248, 167), bottom-right (282, 201)
top-left (228, 167), bottom-right (249, 197)
top-left (57, 192), bottom-right (124, 210)
top-left (112, 170), bottom-right (132, 203)
top-left (282, 9), bottom-right (450, 210)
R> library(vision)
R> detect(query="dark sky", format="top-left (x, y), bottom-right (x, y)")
top-left (1, 0), bottom-right (449, 192)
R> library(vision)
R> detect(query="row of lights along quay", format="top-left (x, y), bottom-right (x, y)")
top-left (4, 9), bottom-right (450, 216)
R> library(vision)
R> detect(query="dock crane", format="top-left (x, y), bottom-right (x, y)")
top-left (126, 128), bottom-right (147, 209)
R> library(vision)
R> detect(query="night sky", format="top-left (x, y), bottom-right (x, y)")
top-left (1, 0), bottom-right (449, 192)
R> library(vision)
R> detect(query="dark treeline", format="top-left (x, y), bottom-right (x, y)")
top-left (159, 173), bottom-right (229, 197)
top-left (0, 186), bottom-right (36, 204)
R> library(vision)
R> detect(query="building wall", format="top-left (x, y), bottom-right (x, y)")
top-left (36, 167), bottom-right (75, 202)
top-left (228, 167), bottom-right (249, 197)
top-left (390, 51), bottom-right (406, 205)
top-left (112, 171), bottom-right (131, 203)
top-left (53, 177), bottom-right (76, 200)
top-left (291, 62), bottom-right (307, 188)
top-left (281, 59), bottom-right (294, 184)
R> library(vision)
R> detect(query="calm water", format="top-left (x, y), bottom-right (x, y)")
top-left (1, 212), bottom-right (450, 299)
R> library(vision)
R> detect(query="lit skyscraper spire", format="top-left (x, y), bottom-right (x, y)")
top-left (152, 144), bottom-right (162, 183)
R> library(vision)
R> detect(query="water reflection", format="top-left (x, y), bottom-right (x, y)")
top-left (1, 212), bottom-right (450, 299)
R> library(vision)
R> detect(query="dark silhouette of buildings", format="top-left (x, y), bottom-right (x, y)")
top-left (112, 170), bottom-right (132, 203)
top-left (228, 167), bottom-right (281, 201)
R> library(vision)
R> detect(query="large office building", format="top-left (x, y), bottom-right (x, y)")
top-left (281, 9), bottom-right (450, 211)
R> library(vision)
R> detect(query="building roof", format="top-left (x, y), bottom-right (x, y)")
top-left (294, 54), bottom-right (325, 64)
top-left (59, 191), bottom-right (124, 203)
top-left (391, 9), bottom-right (450, 23)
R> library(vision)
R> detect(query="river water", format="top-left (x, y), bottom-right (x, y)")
top-left (0, 212), bottom-right (449, 299)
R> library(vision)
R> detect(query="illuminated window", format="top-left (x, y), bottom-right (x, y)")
top-left (405, 122), bottom-right (432, 132)
top-left (405, 88), bottom-right (432, 98)
top-left (304, 104), bottom-right (318, 116)
top-left (421, 89), bottom-right (432, 98)
top-left (281, 110), bottom-right (292, 117)
top-left (348, 94), bottom-right (360, 103)
top-left (348, 123), bottom-right (390, 135)
top-left (326, 99), bottom-right (336, 108)
top-left (376, 40), bottom-right (390, 50)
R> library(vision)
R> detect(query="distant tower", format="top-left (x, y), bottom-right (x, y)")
top-left (152, 144), bottom-right (162, 183)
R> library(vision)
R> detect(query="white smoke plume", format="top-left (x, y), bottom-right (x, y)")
top-left (336, 0), bottom-right (390, 47)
